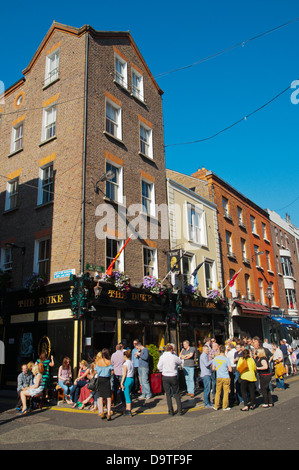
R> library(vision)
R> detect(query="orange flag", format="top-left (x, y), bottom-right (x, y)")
top-left (106, 234), bottom-right (132, 276)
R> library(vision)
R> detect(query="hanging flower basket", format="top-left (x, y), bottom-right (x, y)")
top-left (25, 273), bottom-right (48, 293)
top-left (142, 276), bottom-right (167, 295)
top-left (0, 269), bottom-right (12, 293)
top-left (184, 284), bottom-right (203, 301)
top-left (103, 270), bottom-right (131, 292)
top-left (206, 289), bottom-right (224, 304)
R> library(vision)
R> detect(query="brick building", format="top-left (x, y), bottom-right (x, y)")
top-left (0, 23), bottom-right (170, 384)
top-left (266, 210), bottom-right (299, 333)
top-left (191, 168), bottom-right (281, 339)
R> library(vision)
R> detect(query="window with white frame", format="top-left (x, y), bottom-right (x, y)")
top-left (237, 206), bottom-right (243, 225)
top-left (132, 68), bottom-right (144, 101)
top-left (5, 178), bottom-right (19, 211)
top-left (254, 245), bottom-right (261, 267)
top-left (0, 246), bottom-right (13, 272)
top-left (286, 289), bottom-right (297, 310)
top-left (281, 256), bottom-right (294, 277)
top-left (45, 49), bottom-right (59, 86)
top-left (34, 238), bottom-right (51, 278)
top-left (204, 260), bottom-right (214, 292)
top-left (37, 164), bottom-right (54, 206)
top-left (266, 250), bottom-right (272, 271)
top-left (258, 278), bottom-right (265, 303)
top-left (141, 180), bottom-right (155, 216)
top-left (182, 254), bottom-right (194, 285)
top-left (226, 230), bottom-right (233, 255)
top-left (114, 54), bottom-right (127, 88)
top-left (241, 238), bottom-right (247, 261)
top-left (250, 215), bottom-right (257, 234)
top-left (222, 197), bottom-right (229, 218)
top-left (105, 99), bottom-right (122, 140)
top-left (143, 247), bottom-right (157, 277)
top-left (11, 122), bottom-right (23, 153)
top-left (245, 274), bottom-right (251, 300)
top-left (105, 161), bottom-right (123, 203)
top-left (187, 203), bottom-right (207, 245)
top-left (42, 105), bottom-right (56, 141)
top-left (139, 123), bottom-right (153, 159)
top-left (262, 222), bottom-right (268, 240)
top-left (106, 238), bottom-right (123, 271)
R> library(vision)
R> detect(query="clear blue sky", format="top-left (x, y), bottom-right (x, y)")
top-left (1, 0), bottom-right (299, 226)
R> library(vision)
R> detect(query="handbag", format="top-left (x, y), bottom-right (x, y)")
top-left (237, 359), bottom-right (249, 374)
top-left (87, 376), bottom-right (98, 391)
top-left (63, 379), bottom-right (72, 387)
top-left (275, 362), bottom-right (286, 377)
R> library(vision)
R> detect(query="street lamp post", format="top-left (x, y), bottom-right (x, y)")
top-left (265, 285), bottom-right (274, 317)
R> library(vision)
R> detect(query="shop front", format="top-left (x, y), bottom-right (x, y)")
top-left (179, 295), bottom-right (229, 348)
top-left (231, 300), bottom-right (270, 339)
top-left (0, 281), bottom-right (73, 388)
top-left (83, 283), bottom-right (170, 357)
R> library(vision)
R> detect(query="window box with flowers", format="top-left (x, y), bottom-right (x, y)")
top-left (25, 273), bottom-right (48, 293)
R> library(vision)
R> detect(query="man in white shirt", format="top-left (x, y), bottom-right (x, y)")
top-left (158, 344), bottom-right (183, 416)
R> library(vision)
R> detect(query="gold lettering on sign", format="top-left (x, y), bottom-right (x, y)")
top-left (18, 294), bottom-right (64, 308)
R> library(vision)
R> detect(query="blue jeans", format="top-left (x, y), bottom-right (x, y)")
top-left (276, 376), bottom-right (285, 389)
top-left (138, 367), bottom-right (152, 398)
top-left (183, 366), bottom-right (195, 395)
top-left (58, 381), bottom-right (71, 397)
top-left (202, 375), bottom-right (211, 406)
top-left (234, 370), bottom-right (243, 404)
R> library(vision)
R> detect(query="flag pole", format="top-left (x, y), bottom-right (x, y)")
top-left (220, 268), bottom-right (242, 295)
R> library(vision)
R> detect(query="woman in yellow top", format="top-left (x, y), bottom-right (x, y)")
top-left (237, 349), bottom-right (257, 411)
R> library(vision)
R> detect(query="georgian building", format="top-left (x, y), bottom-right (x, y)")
top-left (191, 168), bottom-right (280, 339)
top-left (0, 23), bottom-right (170, 385)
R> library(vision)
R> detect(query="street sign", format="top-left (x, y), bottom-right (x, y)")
top-left (54, 269), bottom-right (76, 279)
top-left (86, 263), bottom-right (105, 272)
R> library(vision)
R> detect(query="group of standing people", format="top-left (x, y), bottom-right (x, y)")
top-left (199, 336), bottom-right (293, 412)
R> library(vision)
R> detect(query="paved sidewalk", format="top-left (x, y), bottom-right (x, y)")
top-left (51, 389), bottom-right (205, 415)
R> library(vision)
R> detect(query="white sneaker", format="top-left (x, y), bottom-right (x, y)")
top-left (223, 407), bottom-right (231, 411)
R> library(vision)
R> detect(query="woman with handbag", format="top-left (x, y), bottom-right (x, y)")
top-left (271, 343), bottom-right (285, 390)
top-left (58, 357), bottom-right (73, 405)
top-left (237, 349), bottom-right (257, 411)
top-left (256, 348), bottom-right (273, 407)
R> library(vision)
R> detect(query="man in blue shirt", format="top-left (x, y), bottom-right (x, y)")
top-left (212, 345), bottom-right (232, 411)
top-left (131, 339), bottom-right (140, 395)
top-left (200, 345), bottom-right (213, 408)
top-left (135, 342), bottom-right (152, 399)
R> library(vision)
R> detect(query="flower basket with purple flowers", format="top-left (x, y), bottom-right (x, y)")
top-left (206, 289), bottom-right (223, 304)
top-left (103, 270), bottom-right (131, 292)
top-left (142, 276), bottom-right (167, 295)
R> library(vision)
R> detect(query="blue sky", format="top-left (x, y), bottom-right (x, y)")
top-left (1, 0), bottom-right (299, 226)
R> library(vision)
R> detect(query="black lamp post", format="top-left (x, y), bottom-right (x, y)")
top-left (265, 285), bottom-right (274, 317)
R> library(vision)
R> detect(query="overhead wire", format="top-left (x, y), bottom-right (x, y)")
top-left (154, 16), bottom-right (299, 78)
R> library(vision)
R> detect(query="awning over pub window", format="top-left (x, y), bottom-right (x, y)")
top-left (234, 301), bottom-right (270, 316)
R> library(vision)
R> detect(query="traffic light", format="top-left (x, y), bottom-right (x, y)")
top-left (69, 274), bottom-right (79, 318)
top-left (69, 273), bottom-right (90, 319)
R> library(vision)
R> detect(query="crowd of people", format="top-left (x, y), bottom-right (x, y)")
top-left (16, 335), bottom-right (298, 419)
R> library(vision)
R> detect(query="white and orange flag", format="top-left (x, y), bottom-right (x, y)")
top-left (106, 234), bottom-right (133, 276)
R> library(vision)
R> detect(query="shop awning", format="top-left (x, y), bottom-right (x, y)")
top-left (234, 301), bottom-right (270, 315)
top-left (271, 316), bottom-right (299, 328)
